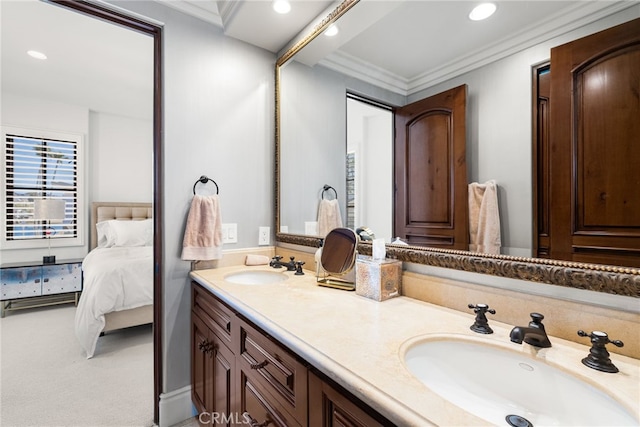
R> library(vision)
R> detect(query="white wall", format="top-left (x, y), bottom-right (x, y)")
top-left (89, 111), bottom-right (153, 203)
top-left (105, 3), bottom-right (276, 424)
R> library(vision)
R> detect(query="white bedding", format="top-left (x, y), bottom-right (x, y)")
top-left (75, 246), bottom-right (153, 358)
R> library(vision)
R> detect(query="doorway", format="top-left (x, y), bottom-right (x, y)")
top-left (346, 94), bottom-right (393, 241)
top-left (24, 0), bottom-right (163, 422)
top-left (394, 85), bottom-right (468, 250)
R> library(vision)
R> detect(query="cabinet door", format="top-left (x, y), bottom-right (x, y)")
top-left (210, 332), bottom-right (235, 426)
top-left (192, 311), bottom-right (236, 424)
top-left (308, 372), bottom-right (386, 427)
top-left (0, 266), bottom-right (41, 300)
top-left (237, 369), bottom-right (300, 427)
top-left (192, 311), bottom-right (213, 414)
top-left (548, 17), bottom-right (640, 267)
top-left (42, 263), bottom-right (82, 295)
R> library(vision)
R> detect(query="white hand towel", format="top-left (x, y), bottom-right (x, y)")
top-left (245, 254), bottom-right (270, 266)
top-left (181, 194), bottom-right (223, 260)
top-left (468, 180), bottom-right (501, 254)
top-left (317, 199), bottom-right (343, 237)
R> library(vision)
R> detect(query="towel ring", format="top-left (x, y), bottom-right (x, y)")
top-left (193, 175), bottom-right (219, 195)
top-left (322, 184), bottom-right (337, 200)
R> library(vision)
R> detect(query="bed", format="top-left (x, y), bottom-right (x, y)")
top-left (75, 202), bottom-right (154, 358)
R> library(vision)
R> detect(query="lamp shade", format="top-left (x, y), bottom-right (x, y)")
top-left (34, 199), bottom-right (66, 222)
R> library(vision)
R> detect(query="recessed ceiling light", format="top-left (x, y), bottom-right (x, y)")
top-left (27, 50), bottom-right (47, 60)
top-left (272, 0), bottom-right (291, 14)
top-left (469, 3), bottom-right (497, 21)
top-left (324, 24), bottom-right (339, 37)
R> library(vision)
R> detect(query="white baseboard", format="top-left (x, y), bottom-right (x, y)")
top-left (158, 385), bottom-right (195, 427)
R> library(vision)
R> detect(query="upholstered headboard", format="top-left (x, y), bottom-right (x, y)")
top-left (90, 202), bottom-right (153, 250)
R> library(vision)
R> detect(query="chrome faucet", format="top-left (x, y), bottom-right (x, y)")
top-left (509, 312), bottom-right (552, 348)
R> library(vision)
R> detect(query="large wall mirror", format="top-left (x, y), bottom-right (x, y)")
top-left (276, 0), bottom-right (640, 297)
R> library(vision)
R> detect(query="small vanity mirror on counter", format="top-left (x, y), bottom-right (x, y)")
top-left (316, 228), bottom-right (358, 290)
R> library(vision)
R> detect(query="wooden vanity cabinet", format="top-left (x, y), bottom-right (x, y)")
top-left (191, 281), bottom-right (394, 427)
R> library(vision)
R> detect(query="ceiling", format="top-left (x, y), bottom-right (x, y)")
top-left (172, 0), bottom-right (634, 94)
top-left (1, 0), bottom-right (634, 119)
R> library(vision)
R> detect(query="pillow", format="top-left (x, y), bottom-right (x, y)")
top-left (110, 219), bottom-right (153, 247)
top-left (96, 220), bottom-right (116, 248)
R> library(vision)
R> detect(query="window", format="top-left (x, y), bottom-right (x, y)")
top-left (1, 126), bottom-right (84, 249)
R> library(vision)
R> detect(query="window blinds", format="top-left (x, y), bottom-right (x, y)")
top-left (4, 134), bottom-right (78, 241)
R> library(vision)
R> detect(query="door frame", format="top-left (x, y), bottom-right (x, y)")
top-left (47, 0), bottom-right (163, 422)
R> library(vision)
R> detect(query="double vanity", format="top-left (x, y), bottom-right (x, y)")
top-left (190, 265), bottom-right (639, 426)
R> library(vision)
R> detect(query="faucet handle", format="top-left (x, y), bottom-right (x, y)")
top-left (528, 312), bottom-right (546, 328)
top-left (577, 330), bottom-right (624, 373)
top-left (468, 303), bottom-right (496, 334)
top-left (295, 261), bottom-right (305, 276)
top-left (270, 255), bottom-right (283, 268)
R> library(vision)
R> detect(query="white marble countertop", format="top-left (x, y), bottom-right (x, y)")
top-left (190, 265), bottom-right (640, 426)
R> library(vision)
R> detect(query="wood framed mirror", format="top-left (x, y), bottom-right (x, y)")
top-left (274, 0), bottom-right (640, 298)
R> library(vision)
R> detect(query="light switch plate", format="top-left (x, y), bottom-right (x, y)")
top-left (222, 223), bottom-right (237, 244)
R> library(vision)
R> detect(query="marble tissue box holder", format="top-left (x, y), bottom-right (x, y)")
top-left (355, 255), bottom-right (402, 301)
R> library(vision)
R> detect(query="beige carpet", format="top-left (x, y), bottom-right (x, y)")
top-left (0, 304), bottom-right (154, 427)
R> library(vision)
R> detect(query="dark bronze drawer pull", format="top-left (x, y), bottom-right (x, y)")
top-left (198, 339), bottom-right (211, 353)
top-left (242, 412), bottom-right (272, 427)
top-left (250, 360), bottom-right (269, 370)
top-left (198, 340), bottom-right (217, 358)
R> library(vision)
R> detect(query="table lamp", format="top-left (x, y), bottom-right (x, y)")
top-left (34, 198), bottom-right (66, 264)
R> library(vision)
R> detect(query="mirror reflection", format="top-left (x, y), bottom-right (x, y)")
top-left (278, 0), bottom-right (640, 269)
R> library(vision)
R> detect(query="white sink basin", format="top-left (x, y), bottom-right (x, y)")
top-left (224, 270), bottom-right (288, 285)
top-left (402, 337), bottom-right (638, 426)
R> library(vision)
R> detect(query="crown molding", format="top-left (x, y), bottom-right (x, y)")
top-left (319, 50), bottom-right (409, 96)
top-left (154, 0), bottom-right (223, 27)
top-left (320, 1), bottom-right (635, 96)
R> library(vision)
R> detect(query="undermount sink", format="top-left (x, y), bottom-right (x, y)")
top-left (224, 270), bottom-right (288, 285)
top-left (402, 336), bottom-right (638, 426)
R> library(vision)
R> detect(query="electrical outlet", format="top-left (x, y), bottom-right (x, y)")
top-left (222, 223), bottom-right (237, 244)
top-left (258, 226), bottom-right (270, 245)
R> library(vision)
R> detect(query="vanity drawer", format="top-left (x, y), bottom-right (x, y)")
top-left (238, 318), bottom-right (308, 424)
top-left (238, 369), bottom-right (301, 427)
top-left (191, 282), bottom-right (235, 347)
